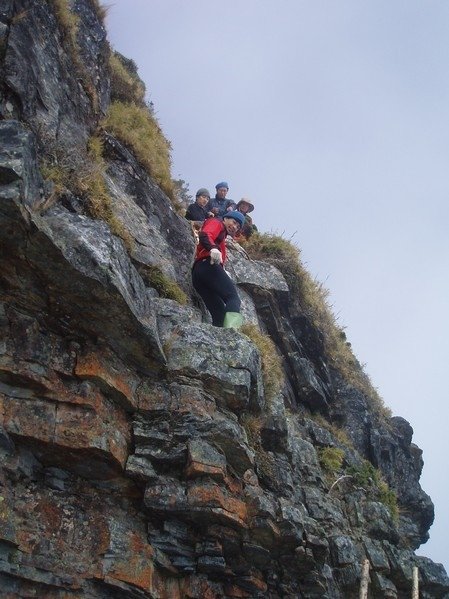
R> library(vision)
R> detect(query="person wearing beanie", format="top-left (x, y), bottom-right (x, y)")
top-left (192, 211), bottom-right (245, 329)
top-left (207, 181), bottom-right (236, 219)
top-left (234, 198), bottom-right (258, 242)
top-left (185, 188), bottom-right (214, 222)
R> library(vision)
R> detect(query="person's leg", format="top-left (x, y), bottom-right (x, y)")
top-left (216, 269), bottom-right (242, 328)
top-left (192, 261), bottom-right (226, 326)
top-left (208, 266), bottom-right (241, 311)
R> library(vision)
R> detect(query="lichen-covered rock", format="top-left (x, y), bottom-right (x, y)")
top-left (163, 322), bottom-right (264, 413)
top-left (1, 0), bottom-right (109, 148)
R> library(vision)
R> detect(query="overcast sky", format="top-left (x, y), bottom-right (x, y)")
top-left (106, 1), bottom-right (449, 572)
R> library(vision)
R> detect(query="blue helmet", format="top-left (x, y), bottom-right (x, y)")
top-left (225, 210), bottom-right (245, 227)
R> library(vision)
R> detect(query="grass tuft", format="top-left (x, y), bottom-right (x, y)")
top-left (101, 101), bottom-right (175, 201)
top-left (241, 323), bottom-right (284, 403)
top-left (109, 52), bottom-right (146, 105)
top-left (91, 0), bottom-right (109, 22)
top-left (318, 447), bottom-right (345, 474)
top-left (145, 266), bottom-right (188, 304)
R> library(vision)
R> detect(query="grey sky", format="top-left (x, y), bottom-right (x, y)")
top-left (106, 1), bottom-right (449, 571)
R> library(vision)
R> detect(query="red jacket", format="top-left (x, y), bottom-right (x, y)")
top-left (194, 218), bottom-right (227, 264)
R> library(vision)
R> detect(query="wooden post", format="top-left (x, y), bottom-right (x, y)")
top-left (412, 566), bottom-right (419, 599)
top-left (359, 559), bottom-right (370, 599)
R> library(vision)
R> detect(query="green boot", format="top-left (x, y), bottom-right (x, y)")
top-left (222, 312), bottom-right (243, 329)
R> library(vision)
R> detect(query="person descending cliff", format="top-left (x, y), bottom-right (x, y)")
top-left (192, 211), bottom-right (245, 328)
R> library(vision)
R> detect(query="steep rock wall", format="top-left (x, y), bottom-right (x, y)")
top-left (0, 2), bottom-right (448, 598)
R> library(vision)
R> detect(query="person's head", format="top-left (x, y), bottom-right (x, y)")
top-left (195, 188), bottom-right (210, 207)
top-left (215, 181), bottom-right (229, 199)
top-left (236, 198), bottom-right (254, 214)
top-left (223, 210), bottom-right (245, 236)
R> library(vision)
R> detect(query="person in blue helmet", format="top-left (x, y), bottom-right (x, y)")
top-left (207, 181), bottom-right (236, 219)
top-left (192, 210), bottom-right (245, 328)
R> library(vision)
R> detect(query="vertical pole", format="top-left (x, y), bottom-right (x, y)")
top-left (412, 566), bottom-right (419, 599)
top-left (359, 559), bottom-right (370, 599)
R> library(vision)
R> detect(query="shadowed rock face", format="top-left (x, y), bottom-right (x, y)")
top-left (0, 2), bottom-right (448, 599)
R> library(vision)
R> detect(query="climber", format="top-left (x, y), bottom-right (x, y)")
top-left (234, 198), bottom-right (258, 242)
top-left (192, 211), bottom-right (245, 328)
top-left (207, 181), bottom-right (236, 218)
top-left (185, 188), bottom-right (214, 222)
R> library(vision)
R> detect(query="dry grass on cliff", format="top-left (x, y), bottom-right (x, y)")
top-left (240, 323), bottom-right (284, 403)
top-left (143, 266), bottom-right (188, 305)
top-left (91, 0), bottom-right (109, 22)
top-left (244, 232), bottom-right (391, 420)
top-left (309, 414), bottom-right (353, 448)
top-left (82, 136), bottom-right (134, 250)
top-left (109, 52), bottom-right (146, 106)
top-left (48, 0), bottom-right (98, 110)
top-left (101, 101), bottom-right (175, 201)
top-left (39, 136), bottom-right (133, 251)
top-left (318, 447), bottom-right (345, 474)
top-left (49, 0), bottom-right (79, 46)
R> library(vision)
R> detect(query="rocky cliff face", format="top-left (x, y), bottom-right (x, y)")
top-left (0, 2), bottom-right (448, 598)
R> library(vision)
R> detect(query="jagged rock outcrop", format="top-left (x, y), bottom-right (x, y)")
top-left (0, 2), bottom-right (448, 598)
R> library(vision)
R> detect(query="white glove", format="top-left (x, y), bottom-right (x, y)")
top-left (210, 248), bottom-right (222, 265)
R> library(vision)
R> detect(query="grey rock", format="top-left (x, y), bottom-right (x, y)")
top-left (329, 535), bottom-right (359, 567)
top-left (363, 537), bottom-right (390, 571)
top-left (125, 455), bottom-right (157, 482)
top-left (361, 501), bottom-right (399, 544)
top-left (227, 249), bottom-right (289, 295)
top-left (0, 120), bottom-right (43, 212)
top-left (371, 572), bottom-right (398, 598)
top-left (144, 477), bottom-right (188, 515)
top-left (3, 0), bottom-right (107, 151)
top-left (186, 438), bottom-right (227, 477)
top-left (197, 555), bottom-right (226, 575)
top-left (416, 555), bottom-right (449, 599)
top-left (288, 352), bottom-right (329, 413)
top-left (103, 133), bottom-right (196, 297)
top-left (164, 322), bottom-right (264, 413)
top-left (302, 487), bottom-right (346, 527)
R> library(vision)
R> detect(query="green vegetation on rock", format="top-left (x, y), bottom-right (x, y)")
top-left (347, 460), bottom-right (399, 520)
top-left (245, 232), bottom-right (391, 420)
top-left (241, 323), bottom-right (284, 403)
top-left (318, 446), bottom-right (345, 474)
top-left (109, 52), bottom-right (146, 106)
top-left (40, 135), bottom-right (133, 251)
top-left (145, 266), bottom-right (188, 304)
top-left (101, 101), bottom-right (175, 201)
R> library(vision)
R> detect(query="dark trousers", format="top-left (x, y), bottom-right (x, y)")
top-left (192, 259), bottom-right (241, 326)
